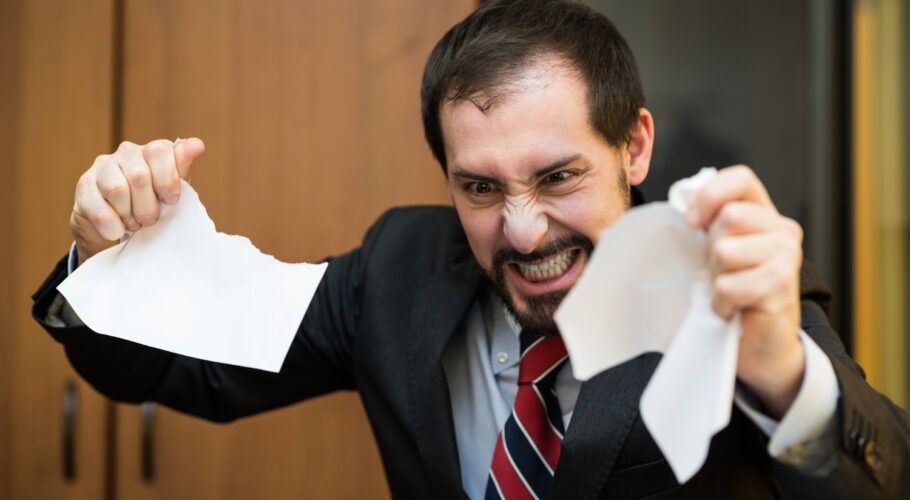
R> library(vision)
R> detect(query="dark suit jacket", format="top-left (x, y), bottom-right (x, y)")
top-left (33, 206), bottom-right (910, 499)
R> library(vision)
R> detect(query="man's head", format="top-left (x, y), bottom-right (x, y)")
top-left (421, 0), bottom-right (654, 335)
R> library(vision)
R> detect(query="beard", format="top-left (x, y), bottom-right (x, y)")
top-left (486, 234), bottom-right (594, 337)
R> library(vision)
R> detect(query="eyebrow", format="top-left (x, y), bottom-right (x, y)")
top-left (451, 154), bottom-right (583, 185)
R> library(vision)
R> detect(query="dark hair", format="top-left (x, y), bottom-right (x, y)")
top-left (420, 0), bottom-right (645, 172)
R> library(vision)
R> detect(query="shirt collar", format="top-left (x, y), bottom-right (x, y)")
top-left (482, 291), bottom-right (521, 375)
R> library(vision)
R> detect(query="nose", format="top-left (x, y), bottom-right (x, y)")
top-left (502, 194), bottom-right (548, 254)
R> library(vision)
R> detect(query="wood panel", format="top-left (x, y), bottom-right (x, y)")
top-left (0, 0), bottom-right (114, 498)
top-left (114, 0), bottom-right (474, 498)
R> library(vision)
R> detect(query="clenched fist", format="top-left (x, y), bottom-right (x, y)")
top-left (686, 165), bottom-right (805, 418)
top-left (70, 138), bottom-right (206, 265)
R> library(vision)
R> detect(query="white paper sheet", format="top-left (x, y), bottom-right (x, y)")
top-left (58, 180), bottom-right (327, 373)
top-left (554, 168), bottom-right (741, 483)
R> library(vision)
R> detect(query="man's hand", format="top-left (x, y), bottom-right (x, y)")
top-left (686, 165), bottom-right (805, 419)
top-left (70, 138), bottom-right (206, 265)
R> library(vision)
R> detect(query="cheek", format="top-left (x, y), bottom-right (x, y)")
top-left (544, 189), bottom-right (626, 244)
top-left (455, 204), bottom-right (503, 270)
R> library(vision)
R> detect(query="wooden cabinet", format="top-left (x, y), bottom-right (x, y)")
top-left (1, 1), bottom-right (114, 498)
top-left (0, 0), bottom-right (474, 498)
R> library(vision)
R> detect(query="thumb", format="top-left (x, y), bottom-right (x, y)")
top-left (174, 137), bottom-right (205, 179)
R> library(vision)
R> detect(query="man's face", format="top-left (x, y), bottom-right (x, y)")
top-left (440, 60), bottom-right (650, 335)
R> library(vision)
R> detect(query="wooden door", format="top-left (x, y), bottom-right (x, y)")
top-left (112, 1), bottom-right (474, 498)
top-left (0, 0), bottom-right (114, 498)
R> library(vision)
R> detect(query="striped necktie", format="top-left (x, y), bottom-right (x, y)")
top-left (486, 332), bottom-right (569, 500)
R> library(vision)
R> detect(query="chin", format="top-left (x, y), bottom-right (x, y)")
top-left (498, 285), bottom-right (569, 337)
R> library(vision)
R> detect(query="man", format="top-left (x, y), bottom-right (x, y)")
top-left (33, 0), bottom-right (909, 498)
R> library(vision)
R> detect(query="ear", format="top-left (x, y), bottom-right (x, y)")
top-left (626, 108), bottom-right (654, 186)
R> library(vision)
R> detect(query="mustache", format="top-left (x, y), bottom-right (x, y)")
top-left (491, 234), bottom-right (595, 268)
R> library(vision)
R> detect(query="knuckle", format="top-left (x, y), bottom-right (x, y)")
top-left (100, 179), bottom-right (128, 200)
top-left (135, 207), bottom-right (159, 223)
top-left (718, 203), bottom-right (743, 229)
top-left (76, 172), bottom-right (93, 192)
top-left (731, 164), bottom-right (755, 179)
top-left (787, 239), bottom-right (803, 263)
top-left (116, 140), bottom-right (136, 153)
top-left (159, 174), bottom-right (180, 192)
top-left (713, 275), bottom-right (732, 297)
top-left (696, 186), bottom-right (722, 214)
top-left (91, 154), bottom-right (110, 168)
top-left (124, 165), bottom-right (150, 187)
top-left (89, 210), bottom-right (114, 230)
top-left (713, 239), bottom-right (735, 268)
top-left (784, 217), bottom-right (803, 242)
top-left (771, 262), bottom-right (793, 290)
top-left (142, 139), bottom-right (173, 157)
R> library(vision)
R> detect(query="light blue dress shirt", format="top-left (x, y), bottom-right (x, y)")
top-left (441, 288), bottom-right (839, 500)
top-left (442, 289), bottom-right (581, 500)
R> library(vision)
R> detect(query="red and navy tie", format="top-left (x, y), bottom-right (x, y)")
top-left (486, 333), bottom-right (569, 500)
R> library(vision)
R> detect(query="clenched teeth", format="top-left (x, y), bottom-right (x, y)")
top-left (515, 250), bottom-right (576, 281)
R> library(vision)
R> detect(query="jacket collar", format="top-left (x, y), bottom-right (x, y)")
top-left (407, 238), bottom-right (483, 498)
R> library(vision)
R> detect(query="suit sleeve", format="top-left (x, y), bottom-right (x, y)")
top-left (31, 210), bottom-right (395, 423)
top-left (773, 262), bottom-right (910, 499)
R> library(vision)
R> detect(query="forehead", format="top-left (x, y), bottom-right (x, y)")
top-left (440, 60), bottom-right (597, 178)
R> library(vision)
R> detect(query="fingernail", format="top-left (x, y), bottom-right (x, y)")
top-left (164, 195), bottom-right (178, 204)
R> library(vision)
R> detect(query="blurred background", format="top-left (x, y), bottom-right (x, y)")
top-left (0, 0), bottom-right (906, 498)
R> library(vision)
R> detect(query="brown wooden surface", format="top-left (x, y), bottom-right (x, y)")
top-left (113, 0), bottom-right (474, 498)
top-left (0, 0), bottom-right (114, 498)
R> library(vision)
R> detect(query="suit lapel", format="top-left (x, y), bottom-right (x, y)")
top-left (407, 243), bottom-right (482, 498)
top-left (550, 353), bottom-right (660, 500)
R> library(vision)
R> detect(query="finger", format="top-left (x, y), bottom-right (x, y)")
top-left (71, 209), bottom-right (116, 264)
top-left (686, 165), bottom-right (773, 228)
top-left (711, 253), bottom-right (799, 316)
top-left (116, 142), bottom-right (160, 226)
top-left (95, 160), bottom-right (139, 231)
top-left (142, 139), bottom-right (181, 204)
top-left (75, 174), bottom-right (125, 241)
top-left (174, 137), bottom-right (205, 179)
top-left (706, 202), bottom-right (779, 244)
top-left (710, 232), bottom-right (780, 275)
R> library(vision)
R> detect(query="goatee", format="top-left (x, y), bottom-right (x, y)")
top-left (486, 234), bottom-right (594, 337)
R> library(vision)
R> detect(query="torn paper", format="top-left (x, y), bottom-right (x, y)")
top-left (58, 180), bottom-right (327, 372)
top-left (554, 167), bottom-right (742, 483)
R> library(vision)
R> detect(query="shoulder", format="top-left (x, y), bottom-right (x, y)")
top-left (367, 205), bottom-right (462, 238)
top-left (362, 205), bottom-right (467, 254)
top-left (349, 205), bottom-right (475, 278)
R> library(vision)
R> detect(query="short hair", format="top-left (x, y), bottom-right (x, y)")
top-left (420, 0), bottom-right (645, 172)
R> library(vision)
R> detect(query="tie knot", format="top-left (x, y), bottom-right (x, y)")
top-left (518, 333), bottom-right (568, 385)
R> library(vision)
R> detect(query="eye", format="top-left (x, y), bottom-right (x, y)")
top-left (541, 169), bottom-right (584, 195)
top-left (466, 182), bottom-right (494, 194)
top-left (546, 170), bottom-right (575, 184)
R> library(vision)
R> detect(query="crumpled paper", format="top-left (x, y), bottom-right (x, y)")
top-left (554, 167), bottom-right (742, 483)
top-left (58, 180), bottom-right (327, 372)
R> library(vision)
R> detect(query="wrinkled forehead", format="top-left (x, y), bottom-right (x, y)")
top-left (439, 60), bottom-right (594, 179)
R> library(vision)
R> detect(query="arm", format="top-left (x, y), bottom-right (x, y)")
top-left (689, 167), bottom-right (910, 497)
top-left (35, 137), bottom-right (393, 422)
top-left (32, 207), bottom-right (402, 422)
top-left (32, 232), bottom-right (373, 422)
top-left (771, 267), bottom-right (910, 498)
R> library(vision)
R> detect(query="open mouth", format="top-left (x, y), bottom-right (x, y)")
top-left (504, 247), bottom-right (586, 296)
top-left (512, 248), bottom-right (579, 282)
